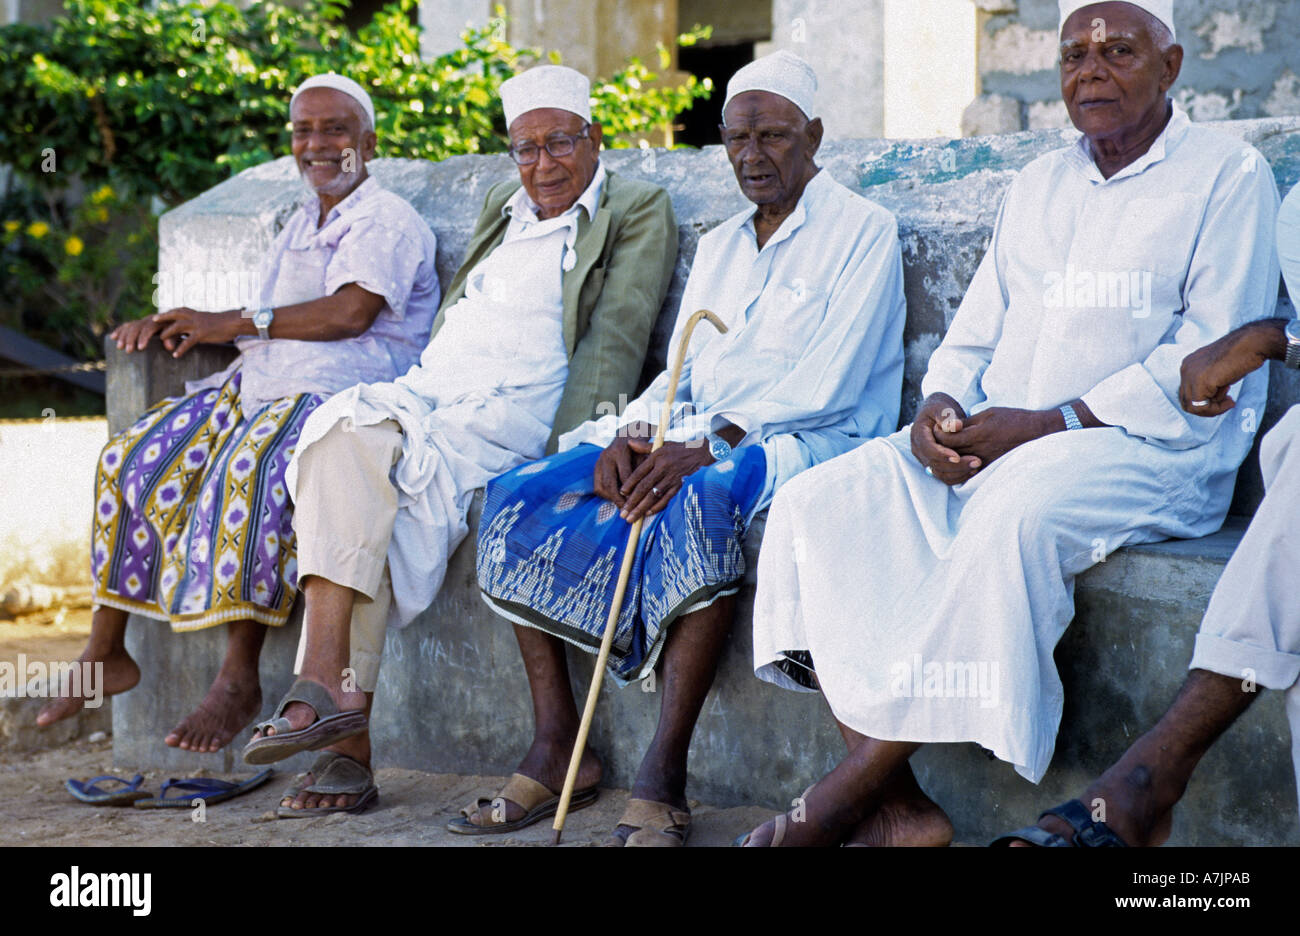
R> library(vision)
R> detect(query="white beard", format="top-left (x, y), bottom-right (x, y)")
top-left (301, 165), bottom-right (363, 199)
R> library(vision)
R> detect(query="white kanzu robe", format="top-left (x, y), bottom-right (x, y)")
top-left (752, 105), bottom-right (1282, 783)
top-left (287, 168), bottom-right (606, 629)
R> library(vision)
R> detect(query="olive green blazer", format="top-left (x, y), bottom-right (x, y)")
top-left (433, 170), bottom-right (678, 454)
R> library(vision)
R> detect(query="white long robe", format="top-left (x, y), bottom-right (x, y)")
top-left (751, 104), bottom-right (1282, 783)
top-left (286, 168), bottom-right (606, 629)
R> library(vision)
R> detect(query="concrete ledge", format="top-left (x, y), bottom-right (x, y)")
top-left (109, 121), bottom-right (1300, 843)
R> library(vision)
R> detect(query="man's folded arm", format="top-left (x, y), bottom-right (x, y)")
top-left (1081, 153), bottom-right (1281, 449)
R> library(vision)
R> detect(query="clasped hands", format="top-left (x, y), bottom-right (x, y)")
top-left (592, 421), bottom-right (714, 522)
top-left (910, 392), bottom-right (1056, 486)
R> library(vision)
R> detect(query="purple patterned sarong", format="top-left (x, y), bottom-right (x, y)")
top-left (92, 370), bottom-right (322, 630)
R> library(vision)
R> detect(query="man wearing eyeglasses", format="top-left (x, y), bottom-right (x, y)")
top-left (239, 64), bottom-right (678, 818)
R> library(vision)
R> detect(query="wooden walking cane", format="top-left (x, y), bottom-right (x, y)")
top-left (551, 308), bottom-right (728, 844)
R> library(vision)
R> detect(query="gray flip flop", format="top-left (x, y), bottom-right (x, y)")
top-left (242, 678), bottom-right (367, 765)
top-left (275, 752), bottom-right (378, 819)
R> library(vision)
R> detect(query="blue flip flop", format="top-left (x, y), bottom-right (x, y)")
top-left (132, 769), bottom-right (274, 809)
top-left (65, 774), bottom-right (151, 806)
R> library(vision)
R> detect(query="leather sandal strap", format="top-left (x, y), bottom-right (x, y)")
top-left (302, 753), bottom-right (373, 795)
top-left (459, 773), bottom-right (556, 824)
top-left (619, 797), bottom-right (691, 831)
top-left (498, 773), bottom-right (557, 811)
top-left (275, 678), bottom-right (339, 721)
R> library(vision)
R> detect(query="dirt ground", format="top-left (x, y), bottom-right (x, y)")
top-left (2, 736), bottom-right (777, 847)
top-left (0, 607), bottom-right (94, 670)
top-left (1, 608), bottom-right (773, 846)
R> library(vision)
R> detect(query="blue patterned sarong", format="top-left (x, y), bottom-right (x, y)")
top-left (476, 443), bottom-right (767, 683)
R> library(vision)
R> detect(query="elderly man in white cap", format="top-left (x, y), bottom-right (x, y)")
top-left (240, 65), bottom-right (678, 817)
top-left (457, 49), bottom-right (906, 845)
top-left (38, 74), bottom-right (441, 758)
top-left (738, 0), bottom-right (1283, 846)
top-left (996, 181), bottom-right (1300, 847)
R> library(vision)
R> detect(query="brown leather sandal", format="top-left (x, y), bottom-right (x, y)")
top-left (613, 798), bottom-right (692, 847)
top-left (445, 772), bottom-right (599, 835)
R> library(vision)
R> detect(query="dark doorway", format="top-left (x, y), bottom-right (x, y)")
top-left (676, 42), bottom-right (756, 148)
top-left (344, 0), bottom-right (416, 32)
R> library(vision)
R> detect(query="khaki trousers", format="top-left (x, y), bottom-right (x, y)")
top-left (291, 419), bottom-right (403, 692)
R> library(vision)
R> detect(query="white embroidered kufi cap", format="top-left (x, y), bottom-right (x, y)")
top-left (500, 65), bottom-right (592, 128)
top-left (723, 50), bottom-right (818, 120)
top-left (1058, 0), bottom-right (1176, 42)
top-left (290, 73), bottom-right (376, 128)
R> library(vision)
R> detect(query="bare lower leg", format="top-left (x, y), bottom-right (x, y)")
top-left (36, 605), bottom-right (139, 726)
top-left (1027, 669), bottom-right (1258, 847)
top-left (628, 597), bottom-right (735, 810)
top-left (252, 575), bottom-right (368, 741)
top-left (743, 735), bottom-right (925, 846)
top-left (166, 619), bottom-right (267, 752)
top-left (463, 624), bottom-right (603, 826)
top-left (832, 720), bottom-right (953, 846)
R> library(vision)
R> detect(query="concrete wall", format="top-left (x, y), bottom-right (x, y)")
top-left (970, 0), bottom-right (1300, 134)
top-left (765, 0), bottom-right (886, 139)
top-left (418, 0), bottom-right (677, 80)
top-left (110, 117), bottom-right (1300, 843)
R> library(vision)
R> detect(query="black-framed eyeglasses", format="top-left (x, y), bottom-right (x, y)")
top-left (508, 125), bottom-right (591, 165)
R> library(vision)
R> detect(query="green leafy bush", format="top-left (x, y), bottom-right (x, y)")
top-left (0, 0), bottom-right (712, 361)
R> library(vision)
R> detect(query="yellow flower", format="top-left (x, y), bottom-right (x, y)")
top-left (64, 236), bottom-right (85, 256)
top-left (91, 184), bottom-right (115, 204)
top-left (94, 207), bottom-right (109, 223)
top-left (3, 220), bottom-right (20, 233)
top-left (26, 221), bottom-right (49, 239)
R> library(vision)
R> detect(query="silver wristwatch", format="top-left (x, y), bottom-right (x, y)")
top-left (1285, 319), bottom-right (1300, 370)
top-left (706, 432), bottom-right (733, 462)
top-left (251, 306), bottom-right (275, 340)
top-left (1059, 403), bottom-right (1083, 431)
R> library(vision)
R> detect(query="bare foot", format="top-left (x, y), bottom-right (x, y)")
top-left (165, 673), bottom-right (262, 753)
top-left (841, 764), bottom-right (953, 846)
top-left (36, 646), bottom-right (140, 727)
top-left (842, 791), bottom-right (954, 846)
top-left (461, 738), bottom-right (603, 828)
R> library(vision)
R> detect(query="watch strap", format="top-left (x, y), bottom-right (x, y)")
top-left (1060, 403), bottom-right (1083, 431)
top-left (1286, 335), bottom-right (1300, 370)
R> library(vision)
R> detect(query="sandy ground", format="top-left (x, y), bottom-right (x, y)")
top-left (3, 737), bottom-right (775, 847)
top-left (0, 607), bottom-right (94, 669)
top-left (1, 606), bottom-right (775, 846)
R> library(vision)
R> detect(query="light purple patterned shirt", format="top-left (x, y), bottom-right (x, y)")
top-left (189, 176), bottom-right (440, 411)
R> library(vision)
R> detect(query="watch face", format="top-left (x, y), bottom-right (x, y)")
top-left (1287, 319), bottom-right (1300, 342)
top-left (253, 309), bottom-right (272, 329)
top-left (709, 438), bottom-right (730, 461)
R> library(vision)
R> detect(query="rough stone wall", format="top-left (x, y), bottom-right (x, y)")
top-left (969, 0), bottom-right (1300, 135)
